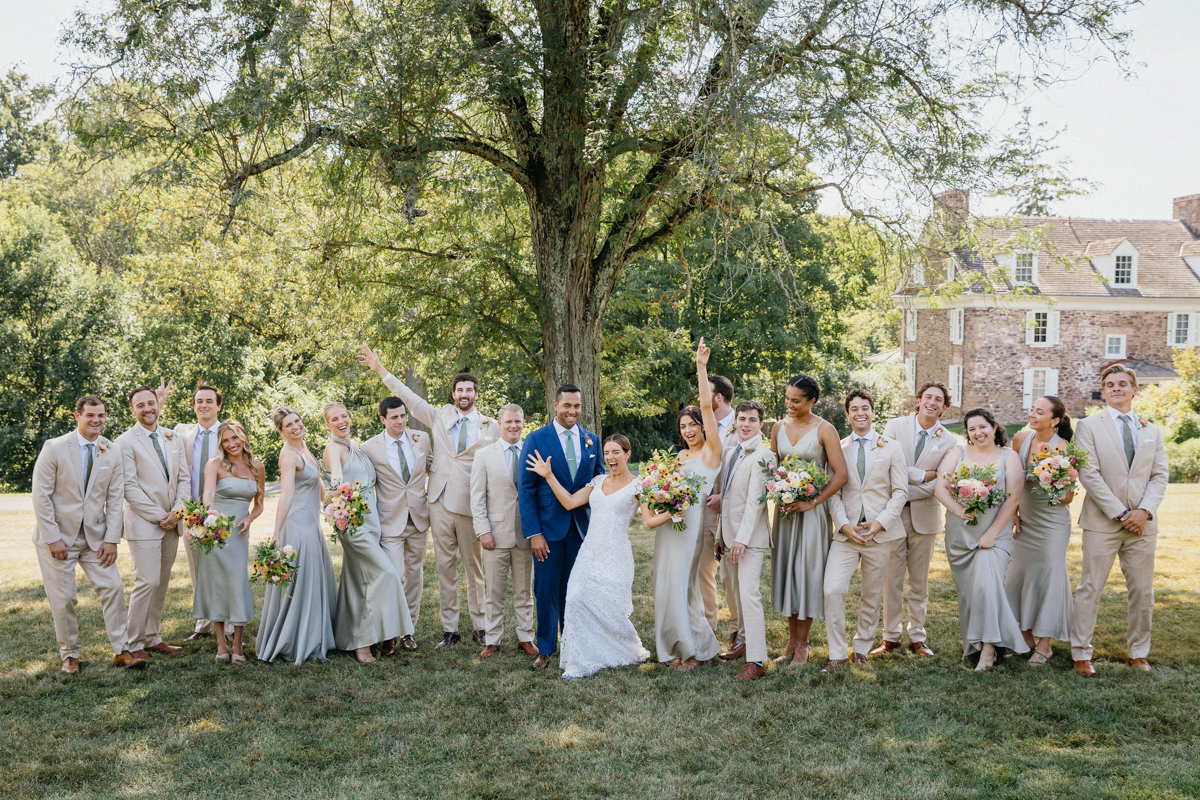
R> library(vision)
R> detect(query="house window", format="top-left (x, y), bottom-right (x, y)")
top-left (1014, 254), bottom-right (1034, 284)
top-left (1032, 312), bottom-right (1048, 344)
top-left (1114, 255), bottom-right (1133, 285)
top-left (1026, 309), bottom-right (1059, 347)
top-left (905, 310), bottom-right (917, 342)
top-left (1022, 367), bottom-right (1060, 409)
top-left (905, 358), bottom-right (916, 393)
top-left (1169, 312), bottom-right (1191, 347)
top-left (1031, 368), bottom-right (1047, 399)
top-left (1105, 334), bottom-right (1126, 359)
top-left (948, 365), bottom-right (963, 408)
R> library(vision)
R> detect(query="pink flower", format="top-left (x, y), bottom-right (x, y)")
top-left (1039, 472), bottom-right (1053, 484)
top-left (958, 486), bottom-right (974, 498)
top-left (1067, 469), bottom-right (1078, 478)
top-left (336, 518), bottom-right (348, 531)
top-left (804, 484), bottom-right (816, 496)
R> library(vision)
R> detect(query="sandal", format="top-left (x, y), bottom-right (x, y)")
top-left (215, 653), bottom-right (230, 662)
top-left (231, 653), bottom-right (246, 666)
top-left (790, 641), bottom-right (810, 666)
top-left (773, 637), bottom-right (799, 664)
top-left (1028, 649), bottom-right (1053, 666)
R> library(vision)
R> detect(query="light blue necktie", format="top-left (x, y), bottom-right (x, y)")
top-left (563, 430), bottom-right (578, 480)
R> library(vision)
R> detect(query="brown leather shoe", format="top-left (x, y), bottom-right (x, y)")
top-left (869, 640), bottom-right (902, 656)
top-left (400, 635), bottom-right (418, 651)
top-left (909, 641), bottom-right (935, 657)
top-left (718, 641), bottom-right (746, 661)
top-left (147, 642), bottom-right (182, 655)
top-left (380, 638), bottom-right (397, 657)
top-left (518, 641), bottom-right (538, 656)
top-left (821, 659), bottom-right (847, 673)
top-left (186, 631), bottom-right (213, 641)
top-left (112, 651), bottom-right (146, 669)
top-left (731, 662), bottom-right (766, 682)
top-left (1130, 657), bottom-right (1151, 671)
top-left (852, 653), bottom-right (870, 666)
top-left (479, 644), bottom-right (501, 658)
top-left (531, 655), bottom-right (551, 670)
top-left (61, 657), bottom-right (79, 674)
top-left (1074, 659), bottom-right (1096, 677)
top-left (129, 649), bottom-right (151, 662)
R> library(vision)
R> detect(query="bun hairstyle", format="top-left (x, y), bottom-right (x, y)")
top-left (787, 374), bottom-right (820, 402)
top-left (963, 407), bottom-right (1006, 447)
top-left (272, 406), bottom-right (301, 432)
top-left (604, 434), bottom-right (632, 453)
top-left (1042, 395), bottom-right (1074, 442)
top-left (677, 405), bottom-right (705, 443)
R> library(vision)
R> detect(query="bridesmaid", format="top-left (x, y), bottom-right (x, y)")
top-left (934, 407), bottom-right (1030, 671)
top-left (257, 407), bottom-right (338, 665)
top-left (770, 375), bottom-right (848, 665)
top-left (653, 339), bottom-right (723, 670)
top-left (194, 420), bottom-right (263, 664)
top-left (322, 403), bottom-right (412, 663)
top-left (1007, 396), bottom-right (1075, 665)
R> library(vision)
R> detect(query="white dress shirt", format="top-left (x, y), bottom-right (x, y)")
top-left (77, 432), bottom-right (98, 484)
top-left (190, 422), bottom-right (219, 499)
top-left (449, 409), bottom-right (482, 451)
top-left (139, 423), bottom-right (172, 476)
top-left (1107, 404), bottom-right (1139, 453)
top-left (502, 439), bottom-right (523, 483)
top-left (553, 418), bottom-right (582, 465)
top-left (715, 409), bottom-right (736, 440)
top-left (386, 431), bottom-right (417, 478)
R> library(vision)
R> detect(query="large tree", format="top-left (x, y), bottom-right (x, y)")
top-left (66, 0), bottom-right (1133, 427)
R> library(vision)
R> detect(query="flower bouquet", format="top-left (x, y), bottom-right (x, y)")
top-left (636, 451), bottom-right (705, 531)
top-left (175, 498), bottom-right (234, 554)
top-left (323, 481), bottom-right (369, 544)
top-left (943, 463), bottom-right (1008, 526)
top-left (251, 540), bottom-right (299, 597)
top-left (758, 456), bottom-right (829, 518)
top-left (1027, 440), bottom-right (1090, 505)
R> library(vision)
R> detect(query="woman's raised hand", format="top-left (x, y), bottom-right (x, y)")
top-left (696, 337), bottom-right (711, 367)
top-left (525, 450), bottom-right (552, 477)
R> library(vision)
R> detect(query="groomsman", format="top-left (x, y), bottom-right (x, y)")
top-left (360, 345), bottom-right (500, 648)
top-left (823, 390), bottom-right (908, 670)
top-left (118, 386), bottom-right (190, 661)
top-left (32, 397), bottom-right (143, 672)
top-left (1071, 365), bottom-right (1168, 675)
top-left (470, 404), bottom-right (538, 658)
top-left (700, 374), bottom-right (742, 652)
top-left (875, 381), bottom-right (955, 657)
top-left (362, 395), bottom-right (430, 650)
top-left (173, 382), bottom-right (223, 641)
top-left (714, 401), bottom-right (775, 682)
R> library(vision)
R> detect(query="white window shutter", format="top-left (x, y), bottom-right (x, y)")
top-left (1168, 312), bottom-right (1178, 347)
top-left (1025, 311), bottom-right (1035, 345)
top-left (1022, 368), bottom-right (1034, 409)
top-left (949, 365), bottom-right (963, 407)
top-left (1048, 310), bottom-right (1061, 346)
top-left (905, 358), bottom-right (916, 393)
top-left (1045, 368), bottom-right (1059, 397)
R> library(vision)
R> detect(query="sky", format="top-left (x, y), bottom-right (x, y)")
top-left (2, 0), bottom-right (1197, 221)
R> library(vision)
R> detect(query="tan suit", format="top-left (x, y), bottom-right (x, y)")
top-left (470, 439), bottom-right (535, 646)
top-left (382, 373), bottom-right (500, 633)
top-left (117, 423), bottom-right (189, 651)
top-left (824, 434), bottom-right (908, 658)
top-left (175, 421), bottom-right (219, 634)
top-left (1070, 409), bottom-right (1169, 661)
top-left (700, 421), bottom-right (742, 635)
top-left (362, 429), bottom-right (432, 626)
top-left (717, 437), bottom-right (775, 663)
top-left (32, 431), bottom-right (130, 660)
top-left (879, 415), bottom-right (956, 643)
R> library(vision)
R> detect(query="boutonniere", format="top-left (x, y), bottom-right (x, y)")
top-left (933, 427), bottom-right (944, 438)
top-left (585, 435), bottom-right (594, 448)
top-left (410, 432), bottom-right (420, 442)
top-left (1139, 417), bottom-right (1149, 427)
top-left (480, 416), bottom-right (491, 425)
top-left (162, 430), bottom-right (174, 439)
top-left (97, 442), bottom-right (108, 453)
top-left (876, 435), bottom-right (886, 448)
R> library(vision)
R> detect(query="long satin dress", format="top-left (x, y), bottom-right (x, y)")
top-left (1005, 434), bottom-right (1073, 641)
top-left (191, 476), bottom-right (256, 626)
top-left (330, 436), bottom-right (413, 650)
top-left (257, 455), bottom-right (338, 664)
top-left (771, 426), bottom-right (832, 619)
top-left (943, 447), bottom-right (1030, 657)
top-left (652, 458), bottom-right (722, 663)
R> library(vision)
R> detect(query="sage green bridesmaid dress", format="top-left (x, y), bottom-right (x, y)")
top-left (771, 426), bottom-right (832, 619)
top-left (191, 477), bottom-right (255, 626)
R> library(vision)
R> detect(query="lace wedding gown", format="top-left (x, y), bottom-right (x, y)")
top-left (559, 474), bottom-right (651, 679)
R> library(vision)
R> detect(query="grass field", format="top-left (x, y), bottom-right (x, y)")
top-left (2, 489), bottom-right (1200, 799)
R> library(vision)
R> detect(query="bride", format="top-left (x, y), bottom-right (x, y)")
top-left (526, 434), bottom-right (670, 679)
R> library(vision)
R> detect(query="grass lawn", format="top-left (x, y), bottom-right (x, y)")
top-left (2, 489), bottom-right (1200, 799)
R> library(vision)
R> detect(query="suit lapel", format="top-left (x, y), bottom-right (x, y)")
top-left (542, 425), bottom-right (573, 487)
top-left (1097, 411), bottom-right (1131, 474)
top-left (64, 432), bottom-right (86, 502)
top-left (896, 417), bottom-right (915, 463)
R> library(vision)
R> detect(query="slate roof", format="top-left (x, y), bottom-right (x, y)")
top-left (1104, 358), bottom-right (1179, 380)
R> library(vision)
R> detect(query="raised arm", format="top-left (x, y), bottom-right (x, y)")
top-left (359, 344), bottom-right (439, 430)
top-left (695, 338), bottom-right (723, 469)
top-left (525, 450), bottom-right (593, 510)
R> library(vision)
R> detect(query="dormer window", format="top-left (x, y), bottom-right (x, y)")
top-left (1014, 253), bottom-right (1035, 284)
top-left (1114, 255), bottom-right (1133, 285)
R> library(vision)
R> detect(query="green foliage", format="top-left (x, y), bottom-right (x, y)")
top-left (1166, 439), bottom-right (1200, 483)
top-left (0, 71), bottom-right (56, 179)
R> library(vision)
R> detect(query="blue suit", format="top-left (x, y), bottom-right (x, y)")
top-left (519, 422), bottom-right (605, 656)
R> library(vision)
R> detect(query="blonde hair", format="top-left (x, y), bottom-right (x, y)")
top-left (322, 402), bottom-right (348, 422)
top-left (1100, 364), bottom-right (1138, 389)
top-left (272, 406), bottom-right (301, 432)
top-left (217, 419), bottom-right (260, 481)
top-left (498, 403), bottom-right (524, 421)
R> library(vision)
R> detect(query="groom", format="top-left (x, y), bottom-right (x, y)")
top-left (518, 384), bottom-right (605, 669)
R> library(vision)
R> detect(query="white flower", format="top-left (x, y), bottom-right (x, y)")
top-left (204, 514), bottom-right (218, 527)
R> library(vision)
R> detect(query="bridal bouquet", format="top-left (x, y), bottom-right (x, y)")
top-left (175, 498), bottom-right (234, 554)
top-left (759, 456), bottom-right (829, 519)
top-left (323, 481), bottom-right (369, 544)
top-left (943, 463), bottom-right (1008, 526)
top-left (636, 451), bottom-right (705, 531)
top-left (251, 540), bottom-right (299, 597)
top-left (1027, 440), bottom-right (1090, 505)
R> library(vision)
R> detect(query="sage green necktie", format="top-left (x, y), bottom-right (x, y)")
top-left (914, 429), bottom-right (928, 461)
top-left (84, 443), bottom-right (95, 491)
top-left (1120, 414), bottom-right (1136, 467)
top-left (509, 445), bottom-right (519, 484)
top-left (149, 431), bottom-right (169, 479)
top-left (857, 437), bottom-right (867, 482)
top-left (456, 418), bottom-right (469, 454)
top-left (563, 430), bottom-right (578, 480)
top-left (198, 429), bottom-right (210, 499)
top-left (397, 440), bottom-right (411, 483)
top-left (723, 446), bottom-right (744, 493)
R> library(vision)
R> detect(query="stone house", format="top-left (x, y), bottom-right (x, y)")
top-left (895, 190), bottom-right (1200, 425)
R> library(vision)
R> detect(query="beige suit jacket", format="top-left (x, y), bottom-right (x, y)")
top-left (362, 430), bottom-right (431, 532)
top-left (469, 439), bottom-right (528, 550)
top-left (881, 415), bottom-right (956, 534)
top-left (827, 434), bottom-right (909, 544)
top-left (1075, 410), bottom-right (1169, 535)
top-left (116, 424), bottom-right (190, 541)
top-left (31, 431), bottom-right (124, 550)
top-left (717, 438), bottom-right (775, 549)
top-left (381, 373), bottom-right (501, 516)
top-left (174, 422), bottom-right (218, 501)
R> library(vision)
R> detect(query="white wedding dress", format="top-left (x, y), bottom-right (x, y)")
top-left (559, 474), bottom-right (651, 679)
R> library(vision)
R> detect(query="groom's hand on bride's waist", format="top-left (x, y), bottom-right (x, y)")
top-left (530, 534), bottom-right (549, 561)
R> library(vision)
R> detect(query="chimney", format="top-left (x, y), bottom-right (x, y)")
top-left (934, 189), bottom-right (970, 233)
top-left (1176, 193), bottom-right (1200, 236)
